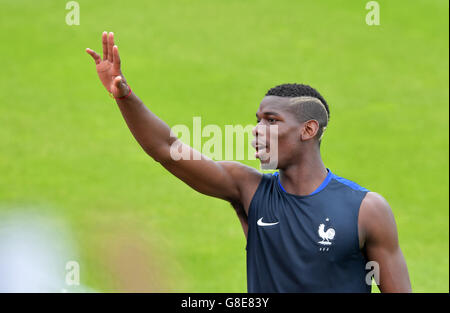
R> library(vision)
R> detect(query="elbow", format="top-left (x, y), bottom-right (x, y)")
top-left (142, 137), bottom-right (181, 164)
top-left (143, 144), bottom-right (172, 164)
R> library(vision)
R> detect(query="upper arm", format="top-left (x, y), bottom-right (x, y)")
top-left (157, 139), bottom-right (262, 213)
top-left (359, 192), bottom-right (412, 293)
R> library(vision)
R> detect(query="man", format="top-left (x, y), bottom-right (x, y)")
top-left (86, 32), bottom-right (411, 292)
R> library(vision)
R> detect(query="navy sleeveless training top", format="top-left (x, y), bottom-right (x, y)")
top-left (246, 168), bottom-right (371, 293)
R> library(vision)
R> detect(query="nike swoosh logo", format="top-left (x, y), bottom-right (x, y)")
top-left (257, 217), bottom-right (279, 227)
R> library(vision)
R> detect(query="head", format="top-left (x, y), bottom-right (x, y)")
top-left (253, 83), bottom-right (330, 169)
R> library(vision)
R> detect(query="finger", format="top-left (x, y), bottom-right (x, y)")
top-left (108, 32), bottom-right (114, 62)
top-left (113, 45), bottom-right (121, 71)
top-left (86, 48), bottom-right (101, 64)
top-left (102, 31), bottom-right (108, 61)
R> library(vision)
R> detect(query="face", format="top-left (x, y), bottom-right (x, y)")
top-left (252, 96), bottom-right (305, 169)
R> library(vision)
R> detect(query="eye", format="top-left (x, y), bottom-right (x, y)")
top-left (268, 118), bottom-right (276, 123)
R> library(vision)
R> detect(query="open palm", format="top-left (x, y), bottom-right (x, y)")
top-left (86, 32), bottom-right (129, 98)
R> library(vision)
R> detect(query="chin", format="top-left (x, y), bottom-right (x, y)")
top-left (258, 158), bottom-right (279, 170)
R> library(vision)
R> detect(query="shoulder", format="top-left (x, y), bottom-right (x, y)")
top-left (360, 192), bottom-right (393, 218)
top-left (359, 192), bottom-right (398, 245)
top-left (330, 171), bottom-right (370, 192)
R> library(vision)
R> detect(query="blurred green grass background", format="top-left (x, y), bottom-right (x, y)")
top-left (0, 0), bottom-right (448, 292)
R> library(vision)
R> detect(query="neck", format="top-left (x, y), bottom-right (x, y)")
top-left (279, 147), bottom-right (328, 196)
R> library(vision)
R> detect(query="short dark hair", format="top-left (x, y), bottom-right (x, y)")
top-left (266, 83), bottom-right (330, 144)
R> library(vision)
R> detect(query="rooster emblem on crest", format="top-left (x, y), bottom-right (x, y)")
top-left (318, 221), bottom-right (335, 246)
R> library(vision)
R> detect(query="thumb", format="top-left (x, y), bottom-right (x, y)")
top-left (114, 76), bottom-right (123, 88)
top-left (112, 75), bottom-right (129, 97)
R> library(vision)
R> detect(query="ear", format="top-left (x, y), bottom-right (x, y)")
top-left (300, 120), bottom-right (320, 141)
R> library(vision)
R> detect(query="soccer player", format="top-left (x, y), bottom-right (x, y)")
top-left (86, 32), bottom-right (412, 293)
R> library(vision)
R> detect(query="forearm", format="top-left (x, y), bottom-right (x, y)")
top-left (116, 91), bottom-right (174, 162)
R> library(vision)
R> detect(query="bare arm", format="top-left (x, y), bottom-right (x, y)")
top-left (359, 192), bottom-right (412, 293)
top-left (86, 32), bottom-right (261, 212)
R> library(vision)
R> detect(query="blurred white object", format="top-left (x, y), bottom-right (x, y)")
top-left (0, 210), bottom-right (93, 292)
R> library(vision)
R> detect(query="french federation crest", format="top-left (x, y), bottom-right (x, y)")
top-left (318, 218), bottom-right (335, 246)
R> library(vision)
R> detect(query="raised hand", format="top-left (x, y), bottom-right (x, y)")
top-left (86, 32), bottom-right (130, 98)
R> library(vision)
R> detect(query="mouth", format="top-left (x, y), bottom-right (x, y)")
top-left (254, 146), bottom-right (270, 162)
top-left (251, 138), bottom-right (267, 150)
top-left (255, 144), bottom-right (266, 151)
top-left (251, 137), bottom-right (270, 161)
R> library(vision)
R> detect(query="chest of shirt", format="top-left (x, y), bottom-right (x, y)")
top-left (250, 194), bottom-right (361, 263)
